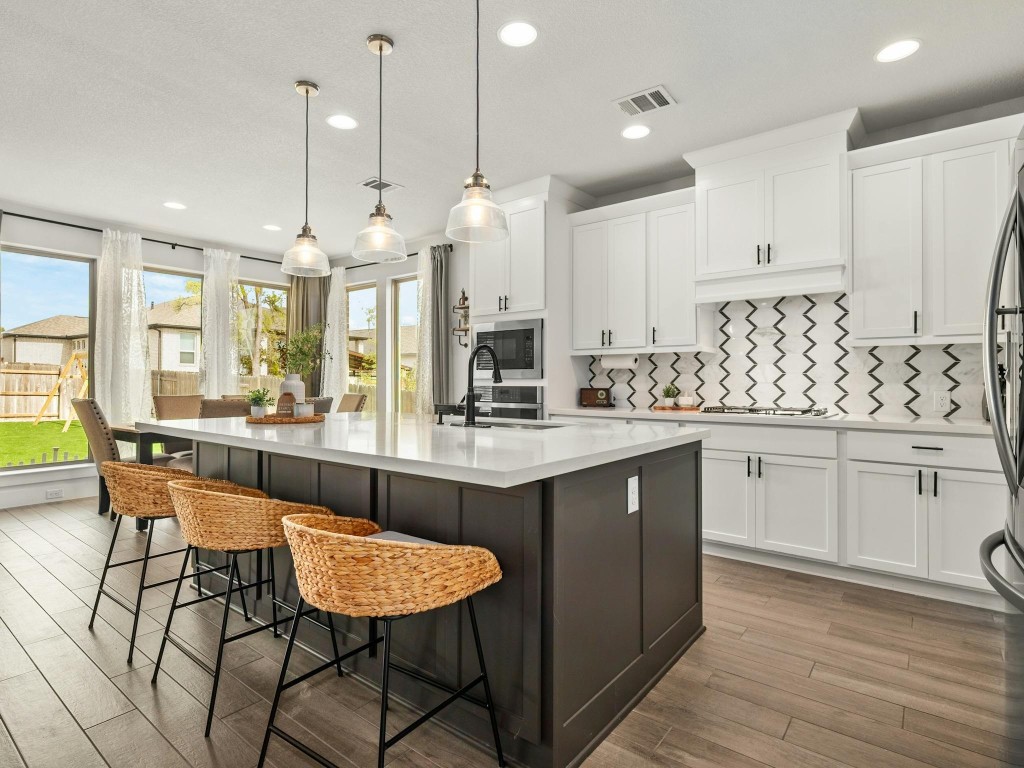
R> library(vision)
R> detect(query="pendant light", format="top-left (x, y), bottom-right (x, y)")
top-left (445, 0), bottom-right (509, 243)
top-left (281, 81), bottom-right (331, 277)
top-left (353, 34), bottom-right (407, 263)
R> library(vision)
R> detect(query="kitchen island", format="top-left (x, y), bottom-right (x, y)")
top-left (136, 413), bottom-right (709, 768)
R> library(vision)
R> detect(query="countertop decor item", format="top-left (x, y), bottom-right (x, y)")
top-left (281, 81), bottom-right (330, 277)
top-left (652, 405), bottom-right (700, 412)
top-left (445, 0), bottom-right (509, 243)
top-left (246, 388), bottom-right (274, 418)
top-left (293, 402), bottom-right (315, 418)
top-left (661, 383), bottom-right (680, 407)
top-left (579, 387), bottom-right (613, 407)
top-left (352, 34), bottom-right (406, 263)
top-left (452, 288), bottom-right (471, 347)
top-left (245, 413), bottom-right (325, 425)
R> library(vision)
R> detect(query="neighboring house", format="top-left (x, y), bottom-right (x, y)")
top-left (348, 326), bottom-right (418, 372)
top-left (0, 315), bottom-right (88, 365)
top-left (146, 300), bottom-right (201, 373)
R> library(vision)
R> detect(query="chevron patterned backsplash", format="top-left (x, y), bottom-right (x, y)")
top-left (585, 292), bottom-right (984, 419)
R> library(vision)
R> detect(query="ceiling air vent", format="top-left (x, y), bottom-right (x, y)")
top-left (614, 85), bottom-right (676, 117)
top-left (359, 176), bottom-right (404, 193)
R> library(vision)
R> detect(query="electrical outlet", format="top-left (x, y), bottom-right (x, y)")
top-left (933, 392), bottom-right (951, 412)
top-left (627, 476), bottom-right (639, 514)
top-left (45, 488), bottom-right (64, 500)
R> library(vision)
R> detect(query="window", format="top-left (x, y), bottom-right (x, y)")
top-left (143, 269), bottom-right (201, 394)
top-left (347, 283), bottom-right (377, 411)
top-left (392, 277), bottom-right (420, 413)
top-left (236, 281), bottom-right (288, 395)
top-left (0, 249), bottom-right (93, 469)
top-left (178, 332), bottom-right (197, 365)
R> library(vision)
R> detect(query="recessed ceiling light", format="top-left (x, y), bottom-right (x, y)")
top-left (262, 224), bottom-right (282, 231)
top-left (621, 125), bottom-right (651, 140)
top-left (326, 114), bottom-right (358, 130)
top-left (875, 39), bottom-right (920, 63)
top-left (498, 21), bottom-right (537, 47)
top-left (163, 201), bottom-right (186, 210)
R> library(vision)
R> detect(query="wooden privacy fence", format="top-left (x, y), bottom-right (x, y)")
top-left (0, 364), bottom-right (82, 421)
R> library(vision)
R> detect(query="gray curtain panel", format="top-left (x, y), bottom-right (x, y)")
top-left (287, 274), bottom-right (331, 396)
top-left (431, 244), bottom-right (452, 403)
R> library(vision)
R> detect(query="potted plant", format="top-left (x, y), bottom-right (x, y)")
top-left (246, 388), bottom-right (273, 418)
top-left (661, 383), bottom-right (680, 407)
top-left (278, 324), bottom-right (329, 410)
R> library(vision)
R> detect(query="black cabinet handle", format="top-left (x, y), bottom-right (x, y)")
top-left (757, 456), bottom-right (762, 478)
top-left (601, 330), bottom-right (606, 347)
top-left (498, 295), bottom-right (502, 312)
top-left (757, 244), bottom-right (761, 265)
top-left (608, 329), bottom-right (613, 345)
top-left (652, 327), bottom-right (657, 344)
top-left (918, 469), bottom-right (922, 495)
top-left (934, 470), bottom-right (938, 498)
top-left (767, 243), bottom-right (771, 264)
top-left (911, 445), bottom-right (943, 451)
top-left (913, 310), bottom-right (918, 334)
top-left (504, 295), bottom-right (508, 311)
top-left (747, 456), bottom-right (751, 477)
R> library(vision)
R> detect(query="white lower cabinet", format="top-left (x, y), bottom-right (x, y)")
top-left (929, 468), bottom-right (1008, 590)
top-left (702, 450), bottom-right (838, 562)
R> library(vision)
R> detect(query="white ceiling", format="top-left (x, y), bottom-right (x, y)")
top-left (1, 1), bottom-right (1023, 258)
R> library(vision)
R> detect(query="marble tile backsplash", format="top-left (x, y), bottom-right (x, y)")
top-left (585, 292), bottom-right (984, 419)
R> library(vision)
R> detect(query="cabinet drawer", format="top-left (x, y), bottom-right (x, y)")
top-left (846, 431), bottom-right (999, 472)
top-left (686, 423), bottom-right (837, 458)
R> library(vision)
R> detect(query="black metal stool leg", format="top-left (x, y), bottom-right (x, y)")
top-left (152, 544), bottom-right (192, 684)
top-left (235, 555), bottom-right (251, 622)
top-left (326, 612), bottom-right (343, 676)
top-left (377, 619), bottom-right (392, 768)
top-left (206, 553), bottom-right (237, 737)
top-left (258, 596), bottom-right (305, 768)
top-left (127, 519), bottom-right (156, 664)
top-left (192, 546), bottom-right (203, 598)
top-left (268, 547), bottom-right (279, 638)
top-left (468, 597), bottom-right (506, 767)
top-left (89, 513), bottom-right (122, 629)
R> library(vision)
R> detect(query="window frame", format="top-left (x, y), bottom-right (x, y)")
top-left (391, 275), bottom-right (420, 414)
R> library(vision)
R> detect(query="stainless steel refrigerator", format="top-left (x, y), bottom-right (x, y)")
top-left (982, 126), bottom-right (1024, 756)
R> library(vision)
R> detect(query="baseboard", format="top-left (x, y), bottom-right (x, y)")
top-left (0, 464), bottom-right (97, 509)
top-left (702, 541), bottom-right (1011, 612)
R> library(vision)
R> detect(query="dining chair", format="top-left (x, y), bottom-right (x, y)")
top-left (337, 393), bottom-right (367, 413)
top-left (310, 397), bottom-right (334, 414)
top-left (153, 395), bottom-right (202, 457)
top-left (199, 398), bottom-right (251, 418)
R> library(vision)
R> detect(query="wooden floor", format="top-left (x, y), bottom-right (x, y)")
top-left (0, 497), bottom-right (1020, 768)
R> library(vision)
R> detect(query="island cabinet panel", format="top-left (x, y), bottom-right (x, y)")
top-left (194, 443), bottom-right (260, 489)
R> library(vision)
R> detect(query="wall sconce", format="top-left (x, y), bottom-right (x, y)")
top-left (452, 288), bottom-right (471, 348)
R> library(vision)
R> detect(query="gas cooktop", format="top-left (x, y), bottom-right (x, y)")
top-left (700, 405), bottom-right (829, 417)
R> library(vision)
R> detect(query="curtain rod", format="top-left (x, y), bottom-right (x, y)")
top-left (0, 210), bottom-right (282, 266)
top-left (0, 210), bottom-right (454, 271)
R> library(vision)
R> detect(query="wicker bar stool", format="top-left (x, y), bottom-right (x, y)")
top-left (259, 514), bottom-right (506, 768)
top-left (92, 462), bottom-right (241, 664)
top-left (156, 480), bottom-right (381, 737)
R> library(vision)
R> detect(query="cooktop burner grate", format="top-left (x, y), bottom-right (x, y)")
top-left (700, 405), bottom-right (829, 417)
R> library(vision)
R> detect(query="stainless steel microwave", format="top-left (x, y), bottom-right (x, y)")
top-left (473, 319), bottom-right (543, 380)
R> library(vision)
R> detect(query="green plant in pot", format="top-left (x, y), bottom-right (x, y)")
top-left (279, 324), bottom-right (330, 416)
top-left (246, 388), bottom-right (274, 418)
top-left (661, 383), bottom-right (680, 407)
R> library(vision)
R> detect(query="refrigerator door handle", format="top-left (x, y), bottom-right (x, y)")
top-left (983, 194), bottom-right (1019, 493)
top-left (980, 527), bottom-right (1024, 612)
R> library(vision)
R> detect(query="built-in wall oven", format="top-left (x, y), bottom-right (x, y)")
top-left (473, 319), bottom-right (542, 380)
top-left (474, 385), bottom-right (544, 420)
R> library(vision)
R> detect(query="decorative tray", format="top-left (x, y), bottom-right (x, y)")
top-left (246, 414), bottom-right (325, 425)
top-left (651, 405), bottom-right (701, 412)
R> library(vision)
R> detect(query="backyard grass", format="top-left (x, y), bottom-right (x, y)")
top-left (0, 420), bottom-right (89, 467)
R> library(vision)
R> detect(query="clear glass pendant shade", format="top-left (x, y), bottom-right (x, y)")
top-left (352, 210), bottom-right (407, 263)
top-left (281, 228), bottom-right (330, 276)
top-left (445, 184), bottom-right (509, 243)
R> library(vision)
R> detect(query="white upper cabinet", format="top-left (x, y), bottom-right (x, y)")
top-left (850, 158), bottom-right (924, 340)
top-left (571, 222), bottom-right (608, 350)
top-left (926, 140), bottom-right (1010, 337)
top-left (698, 172), bottom-right (763, 275)
top-left (765, 155), bottom-right (841, 268)
top-left (648, 204), bottom-right (696, 347)
top-left (470, 197), bottom-right (545, 318)
top-left (606, 214), bottom-right (647, 348)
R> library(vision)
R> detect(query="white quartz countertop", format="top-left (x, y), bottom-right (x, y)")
top-left (136, 413), bottom-right (710, 488)
top-left (548, 407), bottom-right (994, 436)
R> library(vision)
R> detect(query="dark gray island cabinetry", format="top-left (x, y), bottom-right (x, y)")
top-left (139, 414), bottom-right (707, 767)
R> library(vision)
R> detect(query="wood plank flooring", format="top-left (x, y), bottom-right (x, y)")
top-left (0, 496), bottom-right (1020, 767)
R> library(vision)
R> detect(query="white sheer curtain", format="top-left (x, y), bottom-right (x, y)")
top-left (95, 229), bottom-right (152, 425)
top-left (414, 251), bottom-right (434, 416)
top-left (200, 248), bottom-right (240, 398)
top-left (321, 266), bottom-right (349, 404)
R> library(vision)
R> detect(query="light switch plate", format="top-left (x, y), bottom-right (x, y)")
top-left (627, 476), bottom-right (639, 514)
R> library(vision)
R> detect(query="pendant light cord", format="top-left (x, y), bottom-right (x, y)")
top-left (475, 0), bottom-right (480, 174)
top-left (304, 90), bottom-right (310, 227)
top-left (378, 41), bottom-right (384, 207)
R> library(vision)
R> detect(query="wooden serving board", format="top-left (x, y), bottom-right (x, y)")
top-left (651, 406), bottom-right (701, 412)
top-left (246, 414), bottom-right (325, 425)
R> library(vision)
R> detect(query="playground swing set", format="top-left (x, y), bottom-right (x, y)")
top-left (30, 351), bottom-right (89, 432)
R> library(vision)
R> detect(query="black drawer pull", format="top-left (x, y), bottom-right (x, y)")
top-left (767, 243), bottom-right (771, 264)
top-left (911, 446), bottom-right (943, 451)
top-left (913, 310), bottom-right (918, 334)
top-left (918, 469), bottom-right (922, 495)
top-left (934, 470), bottom-right (938, 498)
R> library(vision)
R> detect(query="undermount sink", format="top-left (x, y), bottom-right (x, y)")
top-left (449, 421), bottom-right (567, 430)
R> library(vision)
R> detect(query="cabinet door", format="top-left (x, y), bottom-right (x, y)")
top-left (764, 155), bottom-right (840, 267)
top-left (648, 204), bottom-right (696, 347)
top-left (697, 172), bottom-right (763, 275)
top-left (756, 454), bottom-right (838, 562)
top-left (471, 238), bottom-right (507, 317)
top-left (929, 468), bottom-right (1008, 590)
top-left (927, 140), bottom-right (1011, 336)
top-left (606, 214), bottom-right (647, 348)
top-left (506, 199), bottom-right (546, 313)
top-left (847, 461), bottom-right (927, 577)
top-left (851, 158), bottom-right (923, 339)
top-left (572, 222), bottom-right (608, 350)
top-left (701, 449), bottom-right (755, 547)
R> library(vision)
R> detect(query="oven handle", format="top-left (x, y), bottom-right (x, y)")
top-left (980, 527), bottom-right (1024, 612)
top-left (487, 402), bottom-right (543, 410)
